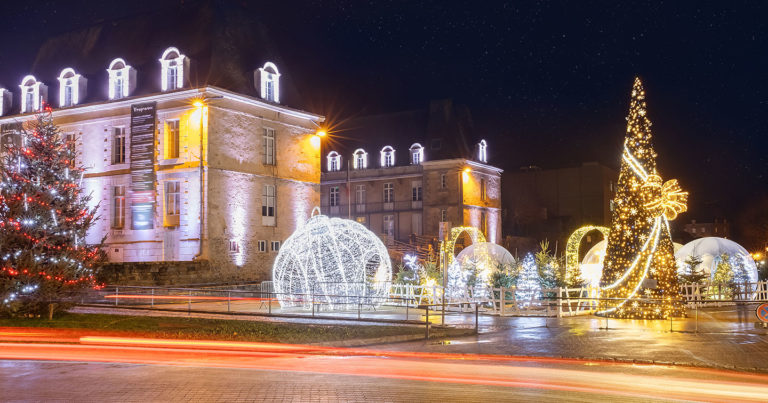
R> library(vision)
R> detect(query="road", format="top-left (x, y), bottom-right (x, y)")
top-left (1, 335), bottom-right (767, 401)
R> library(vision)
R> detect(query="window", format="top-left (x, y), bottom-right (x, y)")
top-left (383, 215), bottom-right (394, 237)
top-left (65, 133), bottom-right (76, 168)
top-left (229, 240), bottom-right (240, 253)
top-left (356, 216), bottom-right (367, 224)
top-left (165, 120), bottom-right (180, 159)
top-left (480, 211), bottom-right (487, 236)
top-left (112, 186), bottom-right (125, 229)
top-left (383, 183), bottom-right (394, 203)
top-left (409, 143), bottom-right (424, 165)
top-left (480, 178), bottom-right (487, 201)
top-left (327, 151), bottom-right (341, 171)
top-left (20, 75), bottom-right (46, 113)
top-left (107, 58), bottom-right (133, 100)
top-left (478, 139), bottom-right (487, 163)
top-left (271, 241), bottom-right (281, 252)
top-left (258, 62), bottom-right (281, 103)
top-left (262, 185), bottom-right (276, 217)
top-left (330, 186), bottom-right (340, 207)
top-left (159, 47), bottom-right (186, 92)
top-left (412, 182), bottom-right (422, 201)
top-left (164, 181), bottom-right (181, 226)
top-left (353, 149), bottom-right (367, 169)
top-left (258, 240), bottom-right (267, 252)
top-left (441, 173), bottom-right (447, 189)
top-left (263, 128), bottom-right (275, 165)
top-left (441, 209), bottom-right (447, 222)
top-left (112, 127), bottom-right (126, 164)
top-left (380, 146), bottom-right (395, 167)
top-left (355, 184), bottom-right (366, 212)
top-left (57, 68), bottom-right (84, 108)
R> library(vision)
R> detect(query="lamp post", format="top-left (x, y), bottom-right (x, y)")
top-left (192, 95), bottom-right (221, 261)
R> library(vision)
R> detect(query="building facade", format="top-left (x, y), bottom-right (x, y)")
top-left (0, 46), bottom-right (323, 282)
top-left (683, 219), bottom-right (731, 239)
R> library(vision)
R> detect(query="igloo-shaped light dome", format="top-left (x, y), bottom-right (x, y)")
top-left (580, 240), bottom-right (684, 287)
top-left (272, 212), bottom-right (392, 309)
top-left (446, 242), bottom-right (514, 299)
top-left (675, 237), bottom-right (758, 283)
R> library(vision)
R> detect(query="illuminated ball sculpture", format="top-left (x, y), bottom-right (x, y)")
top-left (272, 210), bottom-right (392, 309)
top-left (446, 242), bottom-right (515, 300)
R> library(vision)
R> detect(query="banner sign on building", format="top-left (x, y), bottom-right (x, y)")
top-left (130, 102), bottom-right (157, 229)
top-left (0, 122), bottom-right (22, 157)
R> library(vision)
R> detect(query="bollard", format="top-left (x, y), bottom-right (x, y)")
top-left (227, 291), bottom-right (231, 313)
top-left (358, 301), bottom-right (361, 320)
top-left (406, 302), bottom-right (409, 321)
top-left (115, 287), bottom-right (119, 306)
top-left (545, 301), bottom-right (549, 328)
top-left (475, 303), bottom-right (479, 334)
top-left (425, 306), bottom-right (430, 339)
top-left (312, 301), bottom-right (315, 317)
top-left (695, 304), bottom-right (698, 334)
top-left (151, 289), bottom-right (154, 308)
top-left (268, 292), bottom-right (272, 315)
top-left (188, 290), bottom-right (192, 314)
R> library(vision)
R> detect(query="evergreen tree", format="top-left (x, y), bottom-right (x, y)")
top-left (0, 111), bottom-right (103, 317)
top-left (679, 254), bottom-right (706, 284)
top-left (599, 78), bottom-right (688, 319)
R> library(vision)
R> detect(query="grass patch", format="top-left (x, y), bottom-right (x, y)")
top-left (0, 312), bottom-right (465, 343)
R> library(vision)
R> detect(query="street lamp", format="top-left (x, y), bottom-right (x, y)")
top-left (192, 95), bottom-right (222, 261)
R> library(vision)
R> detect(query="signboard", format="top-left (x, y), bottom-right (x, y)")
top-left (438, 221), bottom-right (451, 240)
top-left (0, 122), bottom-right (22, 157)
top-left (757, 303), bottom-right (768, 323)
top-left (129, 102), bottom-right (157, 230)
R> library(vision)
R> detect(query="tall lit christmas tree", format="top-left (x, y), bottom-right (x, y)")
top-left (599, 78), bottom-right (688, 319)
top-left (0, 111), bottom-right (102, 316)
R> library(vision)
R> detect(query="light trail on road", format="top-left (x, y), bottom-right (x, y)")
top-left (1, 335), bottom-right (767, 401)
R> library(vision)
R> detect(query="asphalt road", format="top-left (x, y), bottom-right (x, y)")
top-left (1, 338), bottom-right (767, 401)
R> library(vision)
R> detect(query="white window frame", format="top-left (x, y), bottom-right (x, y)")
top-left (57, 68), bottom-right (85, 108)
top-left (262, 184), bottom-right (276, 226)
top-left (107, 58), bottom-right (134, 100)
top-left (165, 120), bottom-right (180, 159)
top-left (112, 185), bottom-right (125, 229)
top-left (229, 240), bottom-right (240, 253)
top-left (271, 241), bottom-right (281, 252)
top-left (258, 62), bottom-right (281, 103)
top-left (353, 148), bottom-right (367, 169)
top-left (380, 146), bottom-right (395, 167)
top-left (383, 183), bottom-right (394, 203)
top-left (258, 240), bottom-right (267, 252)
top-left (112, 127), bottom-right (126, 164)
top-left (330, 186), bottom-right (340, 207)
top-left (19, 75), bottom-right (47, 113)
top-left (164, 181), bottom-right (181, 226)
top-left (327, 151), bottom-right (341, 171)
top-left (478, 139), bottom-right (487, 163)
top-left (263, 128), bottom-right (276, 165)
top-left (409, 143), bottom-right (424, 165)
top-left (159, 47), bottom-right (186, 92)
top-left (412, 182), bottom-right (422, 201)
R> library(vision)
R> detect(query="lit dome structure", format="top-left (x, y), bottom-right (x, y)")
top-left (272, 210), bottom-right (392, 309)
top-left (446, 242), bottom-right (514, 299)
top-left (675, 237), bottom-right (758, 283)
top-left (581, 240), bottom-right (684, 287)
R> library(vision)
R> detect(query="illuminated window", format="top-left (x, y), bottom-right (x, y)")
top-left (481, 178), bottom-right (487, 201)
top-left (263, 128), bottom-right (276, 165)
top-left (164, 181), bottom-right (181, 227)
top-left (383, 183), bottom-right (394, 203)
top-left (353, 149), bottom-right (367, 169)
top-left (159, 47), bottom-right (187, 92)
top-left (330, 186), bottom-right (340, 207)
top-left (262, 184), bottom-right (276, 218)
top-left (380, 146), bottom-right (395, 167)
top-left (258, 240), bottom-right (267, 252)
top-left (409, 143), bottom-right (424, 165)
top-left (107, 58), bottom-right (134, 99)
top-left (19, 75), bottom-right (47, 113)
top-left (57, 68), bottom-right (85, 108)
top-left (112, 127), bottom-right (126, 164)
top-left (327, 151), bottom-right (341, 171)
top-left (478, 139), bottom-right (487, 163)
top-left (112, 186), bottom-right (125, 229)
top-left (65, 133), bottom-right (76, 168)
top-left (481, 211), bottom-right (487, 235)
top-left (165, 120), bottom-right (180, 159)
top-left (258, 62), bottom-right (281, 103)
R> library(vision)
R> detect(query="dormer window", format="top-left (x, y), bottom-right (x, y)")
top-left (57, 68), bottom-right (86, 108)
top-left (478, 139), bottom-right (487, 163)
top-left (257, 62), bottom-right (281, 103)
top-left (107, 58), bottom-right (135, 100)
top-left (159, 47), bottom-right (187, 92)
top-left (327, 151), bottom-right (341, 172)
top-left (0, 89), bottom-right (10, 116)
top-left (19, 75), bottom-right (47, 113)
top-left (380, 146), bottom-right (395, 168)
top-left (353, 149), bottom-right (368, 170)
top-left (409, 143), bottom-right (424, 165)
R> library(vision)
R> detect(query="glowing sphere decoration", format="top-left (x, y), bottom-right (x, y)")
top-left (272, 209), bottom-right (392, 309)
top-left (446, 242), bottom-right (515, 299)
top-left (675, 237), bottom-right (758, 283)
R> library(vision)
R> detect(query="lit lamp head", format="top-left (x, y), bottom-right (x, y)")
top-left (193, 99), bottom-right (204, 108)
top-left (462, 167), bottom-right (471, 181)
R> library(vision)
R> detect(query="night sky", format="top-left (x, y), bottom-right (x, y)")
top-left (1, 1), bottom-right (767, 238)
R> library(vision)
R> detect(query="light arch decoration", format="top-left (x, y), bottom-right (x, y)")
top-left (107, 58), bottom-right (135, 100)
top-left (352, 148), bottom-right (367, 169)
top-left (380, 145), bottom-right (395, 167)
top-left (258, 61), bottom-right (281, 103)
top-left (440, 226), bottom-right (487, 270)
top-left (409, 143), bottom-right (424, 165)
top-left (159, 46), bottom-right (187, 91)
top-left (272, 208), bottom-right (392, 310)
top-left (19, 75), bottom-right (47, 113)
top-left (565, 225), bottom-right (610, 286)
top-left (57, 68), bottom-right (86, 107)
top-left (326, 151), bottom-right (341, 171)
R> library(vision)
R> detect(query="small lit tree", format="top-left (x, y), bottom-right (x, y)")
top-left (679, 254), bottom-right (706, 284)
top-left (0, 111), bottom-right (103, 317)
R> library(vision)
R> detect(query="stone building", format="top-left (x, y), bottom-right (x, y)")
top-left (0, 6), bottom-right (323, 282)
top-left (683, 219), bottom-right (731, 240)
top-left (320, 101), bottom-right (502, 247)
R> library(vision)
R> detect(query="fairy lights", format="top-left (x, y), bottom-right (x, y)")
top-left (599, 78), bottom-right (687, 319)
top-left (565, 225), bottom-right (609, 287)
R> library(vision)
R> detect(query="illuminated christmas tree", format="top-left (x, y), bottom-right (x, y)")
top-left (599, 78), bottom-right (688, 319)
top-left (0, 111), bottom-right (103, 317)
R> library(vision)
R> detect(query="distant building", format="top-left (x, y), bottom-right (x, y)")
top-left (683, 219), bottom-right (730, 239)
top-left (0, 4), bottom-right (323, 282)
top-left (502, 162), bottom-right (617, 251)
top-left (320, 100), bottom-right (502, 248)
